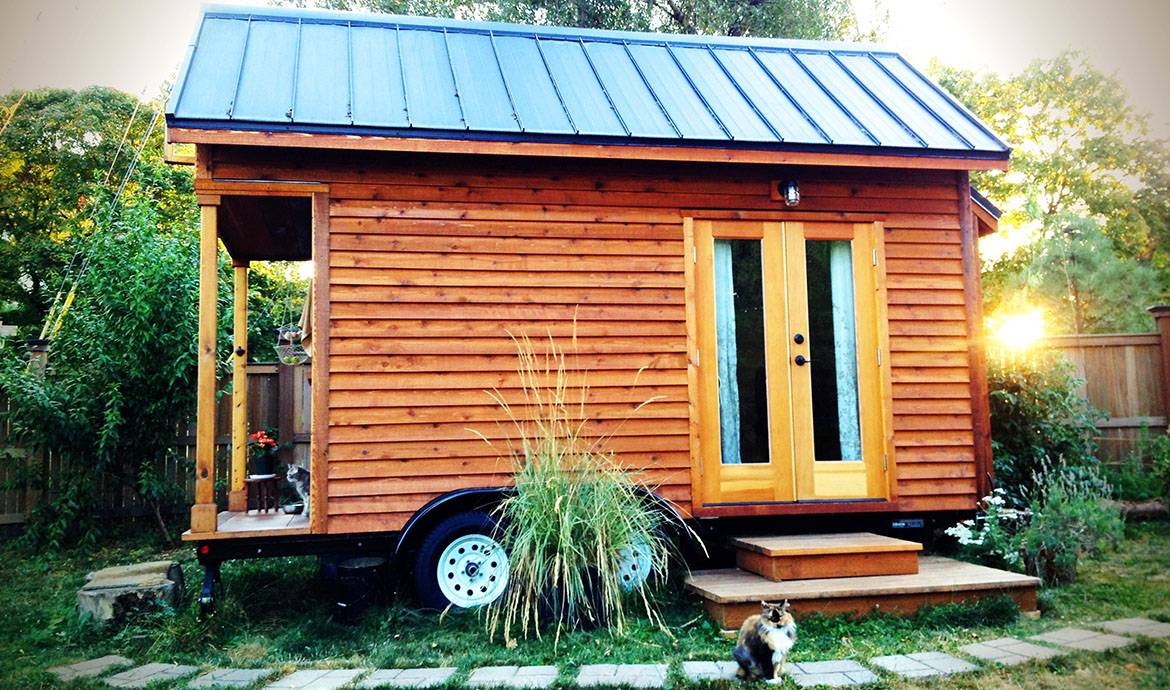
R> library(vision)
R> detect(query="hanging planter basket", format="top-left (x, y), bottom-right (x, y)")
top-left (274, 326), bottom-right (309, 366)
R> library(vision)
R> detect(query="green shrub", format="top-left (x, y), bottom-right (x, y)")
top-left (1142, 432), bottom-right (1170, 502)
top-left (479, 332), bottom-right (694, 646)
top-left (987, 352), bottom-right (1103, 506)
top-left (1102, 428), bottom-right (1170, 503)
top-left (1018, 463), bottom-right (1124, 584)
top-left (947, 463), bottom-right (1123, 586)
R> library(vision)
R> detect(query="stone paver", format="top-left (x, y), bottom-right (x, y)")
top-left (48, 655), bottom-right (134, 681)
top-left (357, 667), bottom-right (456, 689)
top-left (467, 666), bottom-right (558, 689)
top-left (105, 662), bottom-right (199, 688)
top-left (1030, 627), bottom-right (1134, 652)
top-left (870, 652), bottom-right (978, 678)
top-left (1098, 617), bottom-right (1170, 639)
top-left (680, 661), bottom-right (740, 682)
top-left (189, 668), bottom-right (276, 688)
top-left (959, 637), bottom-right (1064, 666)
top-left (263, 669), bottom-right (365, 690)
top-left (787, 661), bottom-right (878, 688)
top-left (576, 663), bottom-right (667, 688)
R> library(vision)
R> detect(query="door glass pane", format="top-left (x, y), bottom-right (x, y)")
top-left (714, 239), bottom-right (769, 464)
top-left (805, 240), bottom-right (862, 461)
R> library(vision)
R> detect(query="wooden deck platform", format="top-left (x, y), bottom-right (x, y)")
top-left (687, 556), bottom-right (1040, 628)
top-left (181, 510), bottom-right (310, 541)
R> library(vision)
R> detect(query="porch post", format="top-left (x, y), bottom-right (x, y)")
top-left (228, 261), bottom-right (250, 512)
top-left (191, 203), bottom-right (220, 534)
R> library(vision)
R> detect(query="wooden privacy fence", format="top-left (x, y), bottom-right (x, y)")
top-left (1042, 306), bottom-right (1170, 462)
top-left (0, 363), bottom-right (310, 527)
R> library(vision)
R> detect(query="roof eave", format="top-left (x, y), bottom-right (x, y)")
top-left (166, 119), bottom-right (1011, 172)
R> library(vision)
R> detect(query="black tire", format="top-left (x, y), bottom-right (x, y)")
top-left (413, 511), bottom-right (506, 610)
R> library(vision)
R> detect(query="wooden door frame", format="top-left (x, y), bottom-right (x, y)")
top-left (683, 216), bottom-right (899, 517)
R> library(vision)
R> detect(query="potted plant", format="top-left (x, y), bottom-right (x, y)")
top-left (248, 429), bottom-right (279, 477)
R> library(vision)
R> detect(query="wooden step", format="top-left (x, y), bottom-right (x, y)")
top-left (730, 532), bottom-right (922, 581)
top-left (686, 556), bottom-right (1040, 629)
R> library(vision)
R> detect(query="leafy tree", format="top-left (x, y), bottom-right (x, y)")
top-left (985, 215), bottom-right (1163, 334)
top-left (933, 53), bottom-right (1170, 331)
top-left (307, 0), bottom-right (879, 39)
top-left (0, 207), bottom-right (212, 547)
top-left (0, 88), bottom-right (195, 329)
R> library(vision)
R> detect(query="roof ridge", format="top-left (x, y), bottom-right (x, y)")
top-left (199, 3), bottom-right (894, 54)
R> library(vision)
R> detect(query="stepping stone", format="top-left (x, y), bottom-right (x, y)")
top-left (263, 669), bottom-right (365, 690)
top-left (787, 661), bottom-right (878, 688)
top-left (48, 655), bottom-right (134, 681)
top-left (1097, 617), bottom-right (1170, 638)
top-left (681, 661), bottom-right (740, 682)
top-left (870, 652), bottom-right (978, 678)
top-left (190, 668), bottom-right (276, 688)
top-left (357, 668), bottom-right (456, 689)
top-left (1030, 627), bottom-right (1134, 652)
top-left (960, 637), bottom-right (1064, 666)
top-left (466, 665), bottom-right (558, 689)
top-left (79, 561), bottom-right (185, 622)
top-left (105, 662), bottom-right (199, 688)
top-left (577, 664), bottom-right (667, 688)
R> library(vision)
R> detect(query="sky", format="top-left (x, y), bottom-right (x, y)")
top-left (1, 0), bottom-right (1168, 137)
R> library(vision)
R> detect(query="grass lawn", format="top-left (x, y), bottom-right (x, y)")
top-left (0, 521), bottom-right (1167, 689)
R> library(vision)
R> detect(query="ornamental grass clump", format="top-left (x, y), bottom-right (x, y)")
top-left (474, 330), bottom-right (693, 646)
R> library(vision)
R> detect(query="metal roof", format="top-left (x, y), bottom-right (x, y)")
top-left (167, 5), bottom-right (1009, 160)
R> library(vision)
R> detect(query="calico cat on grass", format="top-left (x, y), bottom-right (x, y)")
top-left (286, 463), bottom-right (310, 517)
top-left (733, 600), bottom-right (797, 682)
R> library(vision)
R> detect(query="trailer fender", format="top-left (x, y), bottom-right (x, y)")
top-left (393, 487), bottom-right (512, 568)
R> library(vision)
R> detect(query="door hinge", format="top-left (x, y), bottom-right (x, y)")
top-left (883, 453), bottom-right (889, 472)
top-left (872, 248), bottom-right (879, 266)
top-left (877, 347), bottom-right (882, 366)
top-left (692, 246), bottom-right (697, 264)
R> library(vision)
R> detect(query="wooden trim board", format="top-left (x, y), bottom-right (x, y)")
top-left (729, 532), bottom-right (922, 557)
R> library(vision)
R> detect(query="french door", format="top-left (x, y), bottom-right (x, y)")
top-left (690, 220), bottom-right (892, 506)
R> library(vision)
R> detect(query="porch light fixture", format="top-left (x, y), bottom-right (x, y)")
top-left (782, 180), bottom-right (800, 206)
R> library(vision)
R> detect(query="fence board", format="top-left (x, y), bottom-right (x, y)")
top-left (0, 363), bottom-right (310, 527)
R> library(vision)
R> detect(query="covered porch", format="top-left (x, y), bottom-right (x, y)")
top-left (182, 175), bottom-right (328, 542)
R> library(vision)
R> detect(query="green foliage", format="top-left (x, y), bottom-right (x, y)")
top-left (987, 352), bottom-right (1102, 506)
top-left (0, 208), bottom-right (203, 547)
top-left (481, 333), bottom-right (686, 645)
top-left (948, 464), bottom-right (1123, 587)
top-left (1102, 427), bottom-right (1170, 503)
top-left (932, 53), bottom-right (1170, 332)
top-left (1018, 463), bottom-right (1125, 585)
top-left (309, 0), bottom-right (879, 39)
top-left (246, 261), bottom-right (309, 363)
top-left (0, 88), bottom-right (195, 329)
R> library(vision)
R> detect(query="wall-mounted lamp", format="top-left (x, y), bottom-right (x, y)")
top-left (782, 180), bottom-right (800, 207)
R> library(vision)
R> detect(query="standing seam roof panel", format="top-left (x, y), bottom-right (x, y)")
top-left (751, 50), bottom-right (871, 146)
top-left (838, 54), bottom-right (969, 149)
top-left (174, 17), bottom-right (249, 119)
top-left (349, 25), bottom-right (409, 128)
top-left (796, 52), bottom-right (919, 148)
top-left (445, 32), bottom-right (521, 132)
top-left (294, 22), bottom-right (351, 124)
top-left (537, 40), bottom-right (626, 136)
top-left (672, 47), bottom-right (777, 142)
top-left (874, 55), bottom-right (1005, 151)
top-left (625, 44), bottom-right (725, 140)
top-left (493, 36), bottom-right (574, 134)
top-left (398, 29), bottom-right (462, 129)
top-left (582, 42), bottom-right (676, 138)
top-left (233, 19), bottom-right (298, 122)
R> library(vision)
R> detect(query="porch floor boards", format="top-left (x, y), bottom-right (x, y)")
top-left (181, 510), bottom-right (310, 541)
top-left (687, 556), bottom-right (1040, 628)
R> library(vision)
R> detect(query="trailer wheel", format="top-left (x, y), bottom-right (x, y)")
top-left (414, 511), bottom-right (509, 610)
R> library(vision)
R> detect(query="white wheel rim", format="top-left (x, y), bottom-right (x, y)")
top-left (437, 533), bottom-right (509, 608)
top-left (617, 541), bottom-right (653, 591)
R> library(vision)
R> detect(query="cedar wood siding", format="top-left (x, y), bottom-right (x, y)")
top-left (204, 147), bottom-right (981, 535)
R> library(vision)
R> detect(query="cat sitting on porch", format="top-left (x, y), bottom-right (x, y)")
top-left (286, 463), bottom-right (310, 517)
top-left (733, 600), bottom-right (797, 683)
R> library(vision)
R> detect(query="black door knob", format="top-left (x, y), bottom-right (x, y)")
top-left (794, 354), bottom-right (810, 366)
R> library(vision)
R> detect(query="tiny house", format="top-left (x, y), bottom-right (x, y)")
top-left (168, 5), bottom-right (1034, 617)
